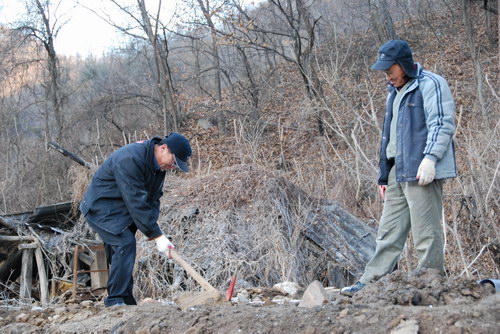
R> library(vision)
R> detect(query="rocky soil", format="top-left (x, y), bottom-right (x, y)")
top-left (0, 270), bottom-right (498, 334)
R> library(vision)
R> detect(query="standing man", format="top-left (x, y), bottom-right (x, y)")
top-left (80, 132), bottom-right (192, 306)
top-left (342, 40), bottom-right (457, 295)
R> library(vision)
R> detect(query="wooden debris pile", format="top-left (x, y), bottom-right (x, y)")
top-left (0, 202), bottom-right (105, 306)
top-left (1, 163), bottom-right (377, 305)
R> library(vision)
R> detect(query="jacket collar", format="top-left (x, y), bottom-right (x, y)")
top-left (147, 137), bottom-right (163, 172)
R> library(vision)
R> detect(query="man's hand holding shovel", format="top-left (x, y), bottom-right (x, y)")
top-left (155, 234), bottom-right (174, 258)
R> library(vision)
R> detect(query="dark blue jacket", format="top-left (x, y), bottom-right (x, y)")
top-left (378, 63), bottom-right (457, 185)
top-left (80, 137), bottom-right (165, 238)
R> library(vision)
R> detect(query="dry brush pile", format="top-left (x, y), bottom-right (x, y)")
top-left (132, 164), bottom-right (351, 300)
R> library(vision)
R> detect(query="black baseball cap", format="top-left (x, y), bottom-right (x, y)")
top-left (163, 132), bottom-right (192, 172)
top-left (371, 40), bottom-right (417, 78)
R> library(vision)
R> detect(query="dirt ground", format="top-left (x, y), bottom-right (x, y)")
top-left (0, 269), bottom-right (498, 334)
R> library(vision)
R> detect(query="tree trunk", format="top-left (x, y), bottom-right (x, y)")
top-left (295, 0), bottom-right (325, 134)
top-left (463, 0), bottom-right (486, 117)
top-left (196, 0), bottom-right (226, 136)
top-left (236, 46), bottom-right (259, 111)
top-left (137, 0), bottom-right (180, 133)
top-left (369, 0), bottom-right (398, 43)
top-left (35, 0), bottom-right (64, 141)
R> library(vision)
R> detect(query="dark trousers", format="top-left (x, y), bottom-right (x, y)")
top-left (88, 222), bottom-right (138, 306)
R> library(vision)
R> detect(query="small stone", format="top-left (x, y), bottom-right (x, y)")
top-left (390, 319), bottom-right (419, 334)
top-left (57, 315), bottom-right (68, 323)
top-left (54, 307), bottom-right (67, 314)
top-left (15, 313), bottom-right (29, 322)
top-left (236, 290), bottom-right (250, 303)
top-left (150, 325), bottom-right (161, 334)
top-left (273, 281), bottom-right (301, 296)
top-left (299, 281), bottom-right (329, 308)
top-left (471, 311), bottom-right (481, 318)
top-left (302, 327), bottom-right (316, 334)
top-left (460, 288), bottom-right (473, 296)
top-left (139, 298), bottom-right (155, 305)
top-left (80, 300), bottom-right (93, 307)
top-left (338, 309), bottom-right (349, 318)
top-left (420, 293), bottom-right (439, 305)
top-left (71, 310), bottom-right (93, 322)
top-left (455, 319), bottom-right (474, 328)
top-left (354, 314), bottom-right (366, 322)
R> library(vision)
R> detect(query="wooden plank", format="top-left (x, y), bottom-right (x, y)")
top-left (304, 203), bottom-right (377, 278)
top-left (72, 245), bottom-right (80, 300)
top-left (78, 252), bottom-right (94, 266)
top-left (90, 247), bottom-right (108, 290)
top-left (19, 249), bottom-right (33, 304)
top-left (19, 243), bottom-right (38, 250)
top-left (34, 247), bottom-right (49, 306)
top-left (0, 235), bottom-right (35, 242)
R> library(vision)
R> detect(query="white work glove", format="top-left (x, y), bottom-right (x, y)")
top-left (416, 158), bottom-right (436, 186)
top-left (155, 235), bottom-right (175, 257)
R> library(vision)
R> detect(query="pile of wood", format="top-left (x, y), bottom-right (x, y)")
top-left (0, 202), bottom-right (106, 306)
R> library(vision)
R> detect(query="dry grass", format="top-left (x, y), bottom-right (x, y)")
top-left (68, 165), bottom-right (93, 215)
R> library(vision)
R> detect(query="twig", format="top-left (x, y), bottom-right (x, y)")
top-left (459, 244), bottom-right (489, 277)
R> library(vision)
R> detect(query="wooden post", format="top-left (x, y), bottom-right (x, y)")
top-left (90, 247), bottom-right (108, 290)
top-left (19, 247), bottom-right (34, 304)
top-left (34, 247), bottom-right (49, 306)
top-left (71, 245), bottom-right (109, 301)
top-left (18, 243), bottom-right (49, 306)
top-left (72, 245), bottom-right (80, 300)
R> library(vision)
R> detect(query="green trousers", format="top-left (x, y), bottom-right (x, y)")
top-left (360, 167), bottom-right (444, 284)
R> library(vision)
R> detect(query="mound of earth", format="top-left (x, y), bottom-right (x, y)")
top-left (0, 270), bottom-right (497, 334)
top-left (351, 268), bottom-right (495, 306)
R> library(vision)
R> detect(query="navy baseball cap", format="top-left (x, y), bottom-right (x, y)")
top-left (163, 132), bottom-right (192, 172)
top-left (371, 40), bottom-right (417, 78)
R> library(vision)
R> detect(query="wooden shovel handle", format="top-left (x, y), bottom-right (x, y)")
top-left (169, 249), bottom-right (218, 293)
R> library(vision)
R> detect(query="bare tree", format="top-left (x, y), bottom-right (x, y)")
top-left (193, 0), bottom-right (227, 134)
top-left (369, 0), bottom-right (398, 42)
top-left (16, 0), bottom-right (66, 141)
top-left (136, 0), bottom-right (181, 133)
top-left (228, 0), bottom-right (326, 133)
top-left (80, 0), bottom-right (183, 134)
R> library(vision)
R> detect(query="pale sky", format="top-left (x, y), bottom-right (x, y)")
top-left (1, 0), bottom-right (261, 58)
top-left (0, 0), bottom-right (181, 57)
